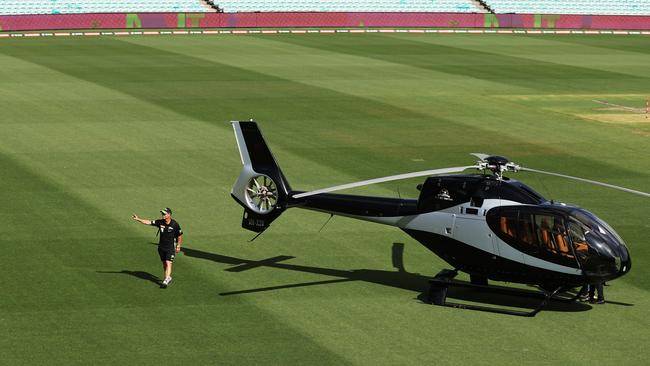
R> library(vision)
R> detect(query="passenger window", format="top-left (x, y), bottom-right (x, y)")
top-left (536, 215), bottom-right (555, 254)
top-left (488, 209), bottom-right (579, 268)
top-left (517, 213), bottom-right (538, 254)
top-left (535, 214), bottom-right (578, 267)
top-left (569, 221), bottom-right (589, 260)
top-left (499, 211), bottom-right (517, 239)
top-left (494, 210), bottom-right (539, 255)
top-left (552, 220), bottom-right (573, 259)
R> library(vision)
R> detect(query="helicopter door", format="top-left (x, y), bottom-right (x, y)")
top-left (533, 214), bottom-right (579, 268)
top-left (454, 216), bottom-right (497, 255)
top-left (567, 220), bottom-right (589, 267)
top-left (437, 213), bottom-right (456, 237)
top-left (487, 208), bottom-right (580, 268)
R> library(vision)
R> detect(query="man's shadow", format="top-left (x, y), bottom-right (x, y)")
top-left (97, 270), bottom-right (160, 285)
top-left (181, 243), bottom-right (595, 314)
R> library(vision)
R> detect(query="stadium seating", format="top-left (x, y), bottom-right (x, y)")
top-left (213, 0), bottom-right (482, 13)
top-left (0, 0), bottom-right (213, 15)
top-left (3, 0), bottom-right (647, 16)
top-left (484, 0), bottom-right (650, 16)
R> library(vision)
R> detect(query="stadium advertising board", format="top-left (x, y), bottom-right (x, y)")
top-left (1, 12), bottom-right (649, 32)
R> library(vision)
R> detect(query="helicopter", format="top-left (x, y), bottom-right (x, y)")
top-left (230, 121), bottom-right (649, 316)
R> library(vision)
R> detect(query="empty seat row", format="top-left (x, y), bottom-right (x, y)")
top-left (214, 0), bottom-right (481, 13)
top-left (484, 0), bottom-right (650, 16)
top-left (4, 0), bottom-right (645, 16)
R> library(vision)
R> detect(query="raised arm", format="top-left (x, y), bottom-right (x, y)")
top-left (132, 214), bottom-right (153, 225)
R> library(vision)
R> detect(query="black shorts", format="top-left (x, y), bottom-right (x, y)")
top-left (158, 247), bottom-right (175, 263)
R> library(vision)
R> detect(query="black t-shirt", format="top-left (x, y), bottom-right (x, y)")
top-left (151, 219), bottom-right (182, 250)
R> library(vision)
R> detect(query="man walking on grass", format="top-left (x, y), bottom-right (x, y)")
top-left (132, 208), bottom-right (183, 288)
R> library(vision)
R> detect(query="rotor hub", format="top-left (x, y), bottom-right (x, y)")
top-left (477, 155), bottom-right (520, 179)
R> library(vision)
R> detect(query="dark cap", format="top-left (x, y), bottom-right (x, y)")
top-left (160, 207), bottom-right (172, 215)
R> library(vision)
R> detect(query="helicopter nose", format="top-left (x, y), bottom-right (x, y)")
top-left (582, 233), bottom-right (631, 281)
top-left (618, 246), bottom-right (631, 275)
top-left (603, 242), bottom-right (631, 281)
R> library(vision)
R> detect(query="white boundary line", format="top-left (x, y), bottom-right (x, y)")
top-left (2, 28), bottom-right (650, 39)
top-left (592, 99), bottom-right (645, 112)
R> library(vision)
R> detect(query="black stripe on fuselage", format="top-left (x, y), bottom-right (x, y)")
top-left (403, 229), bottom-right (585, 288)
top-left (290, 192), bottom-right (419, 217)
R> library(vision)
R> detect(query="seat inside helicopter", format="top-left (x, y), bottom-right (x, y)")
top-left (495, 209), bottom-right (583, 268)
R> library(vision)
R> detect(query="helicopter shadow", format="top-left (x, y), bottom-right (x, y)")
top-left (97, 270), bottom-right (160, 286)
top-left (182, 243), bottom-right (593, 314)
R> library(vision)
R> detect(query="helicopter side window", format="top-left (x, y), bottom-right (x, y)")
top-left (553, 220), bottom-right (574, 259)
top-left (536, 215), bottom-right (556, 254)
top-left (492, 209), bottom-right (539, 255)
top-left (517, 213), bottom-right (538, 254)
top-left (499, 214), bottom-right (517, 239)
top-left (488, 208), bottom-right (579, 267)
top-left (534, 214), bottom-right (578, 266)
top-left (568, 221), bottom-right (589, 261)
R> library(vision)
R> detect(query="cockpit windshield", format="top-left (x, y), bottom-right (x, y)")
top-left (569, 208), bottom-right (630, 276)
top-left (571, 209), bottom-right (626, 248)
top-left (488, 205), bottom-right (631, 279)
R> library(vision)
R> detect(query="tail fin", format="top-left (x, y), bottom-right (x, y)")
top-left (231, 121), bottom-right (292, 233)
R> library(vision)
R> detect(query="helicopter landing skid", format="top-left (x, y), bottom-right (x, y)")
top-left (427, 269), bottom-right (564, 317)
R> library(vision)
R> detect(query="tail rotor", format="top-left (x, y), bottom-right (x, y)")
top-left (245, 174), bottom-right (279, 214)
top-left (231, 121), bottom-right (291, 233)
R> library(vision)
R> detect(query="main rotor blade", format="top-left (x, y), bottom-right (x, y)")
top-left (292, 165), bottom-right (479, 199)
top-left (470, 153), bottom-right (490, 161)
top-left (521, 167), bottom-right (650, 198)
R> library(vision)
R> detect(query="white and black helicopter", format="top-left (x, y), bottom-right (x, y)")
top-left (231, 121), bottom-right (648, 316)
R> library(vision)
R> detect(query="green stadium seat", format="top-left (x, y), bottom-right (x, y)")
top-left (483, 0), bottom-right (650, 15)
top-left (0, 0), bottom-right (214, 15)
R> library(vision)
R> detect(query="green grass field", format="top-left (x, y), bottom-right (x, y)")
top-left (2, 33), bottom-right (650, 365)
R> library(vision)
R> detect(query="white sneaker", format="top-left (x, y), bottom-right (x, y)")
top-left (161, 277), bottom-right (172, 288)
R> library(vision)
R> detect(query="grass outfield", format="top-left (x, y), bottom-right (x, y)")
top-left (2, 33), bottom-right (650, 365)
